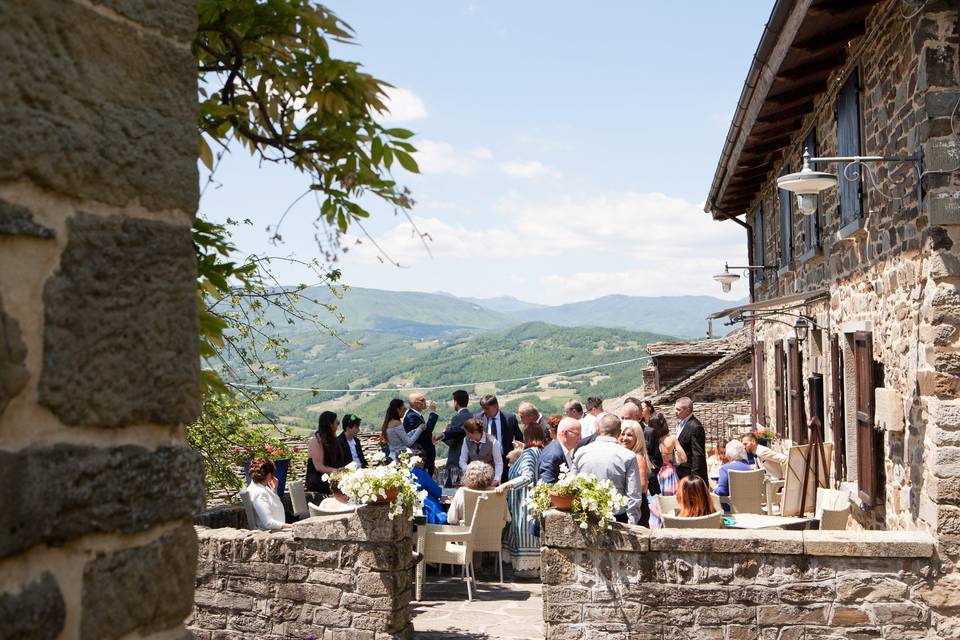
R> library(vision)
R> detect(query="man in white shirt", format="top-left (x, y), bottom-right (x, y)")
top-left (459, 418), bottom-right (503, 485)
top-left (742, 433), bottom-right (787, 479)
top-left (573, 414), bottom-right (642, 524)
top-left (579, 396), bottom-right (603, 439)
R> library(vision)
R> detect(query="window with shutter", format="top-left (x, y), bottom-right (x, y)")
top-left (787, 338), bottom-right (806, 444)
top-left (753, 341), bottom-right (767, 427)
top-left (854, 332), bottom-right (880, 505)
top-left (774, 342), bottom-right (786, 438)
top-left (830, 335), bottom-right (847, 481)
top-left (837, 69), bottom-right (863, 227)
top-left (779, 165), bottom-right (793, 268)
top-left (753, 203), bottom-right (765, 283)
top-left (802, 128), bottom-right (820, 252)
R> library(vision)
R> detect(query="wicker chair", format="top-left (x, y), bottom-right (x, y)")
top-left (418, 499), bottom-right (482, 601)
top-left (460, 489), bottom-right (508, 583)
top-left (816, 488), bottom-right (851, 530)
top-left (662, 511), bottom-right (724, 529)
top-left (726, 469), bottom-right (766, 514)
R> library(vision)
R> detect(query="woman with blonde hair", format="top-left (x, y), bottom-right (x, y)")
top-left (618, 420), bottom-right (651, 496)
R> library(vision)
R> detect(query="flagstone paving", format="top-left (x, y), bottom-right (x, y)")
top-left (412, 575), bottom-right (544, 639)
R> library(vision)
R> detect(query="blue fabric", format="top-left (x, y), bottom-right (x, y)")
top-left (538, 439), bottom-right (566, 484)
top-left (715, 461), bottom-right (753, 497)
top-left (410, 467), bottom-right (446, 524)
top-left (745, 451), bottom-right (758, 466)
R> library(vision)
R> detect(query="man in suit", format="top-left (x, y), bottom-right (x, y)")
top-left (539, 417), bottom-right (581, 483)
top-left (433, 389), bottom-right (472, 486)
top-left (518, 402), bottom-right (549, 435)
top-left (573, 414), bottom-right (642, 524)
top-left (338, 413), bottom-right (368, 468)
top-left (476, 394), bottom-right (523, 483)
top-left (404, 392), bottom-right (440, 475)
top-left (674, 396), bottom-right (708, 483)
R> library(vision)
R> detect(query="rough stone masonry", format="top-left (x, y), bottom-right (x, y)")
top-left (0, 0), bottom-right (204, 638)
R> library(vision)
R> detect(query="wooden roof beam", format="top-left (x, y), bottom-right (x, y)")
top-left (777, 51), bottom-right (847, 81)
top-left (793, 21), bottom-right (867, 52)
top-left (756, 101), bottom-right (815, 123)
top-left (808, 0), bottom-right (875, 18)
top-left (742, 135), bottom-right (793, 155)
top-left (768, 79), bottom-right (829, 105)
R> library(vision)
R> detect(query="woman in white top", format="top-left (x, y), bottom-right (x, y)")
top-left (381, 398), bottom-right (424, 460)
top-left (246, 458), bottom-right (292, 531)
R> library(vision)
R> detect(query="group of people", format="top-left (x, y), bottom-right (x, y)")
top-left (244, 389), bottom-right (787, 578)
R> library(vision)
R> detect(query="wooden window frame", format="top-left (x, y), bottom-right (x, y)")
top-left (787, 338), bottom-right (806, 444)
top-left (801, 128), bottom-right (820, 253)
top-left (774, 341), bottom-right (786, 439)
top-left (753, 202), bottom-right (765, 283)
top-left (853, 331), bottom-right (879, 505)
top-left (837, 67), bottom-right (864, 227)
top-left (830, 334), bottom-right (847, 482)
top-left (753, 341), bottom-right (767, 427)
top-left (778, 166), bottom-right (794, 268)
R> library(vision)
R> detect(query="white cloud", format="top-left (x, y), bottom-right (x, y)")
top-left (498, 160), bottom-right (557, 179)
top-left (346, 216), bottom-right (519, 264)
top-left (414, 140), bottom-right (489, 176)
top-left (470, 147), bottom-right (494, 160)
top-left (380, 87), bottom-right (428, 123)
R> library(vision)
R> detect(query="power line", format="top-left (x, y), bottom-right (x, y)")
top-left (231, 354), bottom-right (653, 394)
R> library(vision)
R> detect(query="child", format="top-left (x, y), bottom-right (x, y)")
top-left (648, 435), bottom-right (688, 529)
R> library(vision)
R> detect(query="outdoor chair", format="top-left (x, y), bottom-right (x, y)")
top-left (656, 494), bottom-right (678, 517)
top-left (307, 500), bottom-right (357, 517)
top-left (662, 511), bottom-right (724, 529)
top-left (418, 499), bottom-right (482, 601)
top-left (288, 480), bottom-right (309, 519)
top-left (764, 479), bottom-right (785, 515)
top-left (238, 488), bottom-right (257, 529)
top-left (816, 488), bottom-right (851, 530)
top-left (726, 468), bottom-right (766, 514)
top-left (460, 489), bottom-right (508, 583)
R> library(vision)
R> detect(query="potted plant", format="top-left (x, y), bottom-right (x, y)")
top-left (324, 451), bottom-right (426, 520)
top-left (754, 427), bottom-right (777, 447)
top-left (232, 426), bottom-right (303, 499)
top-left (526, 464), bottom-right (628, 531)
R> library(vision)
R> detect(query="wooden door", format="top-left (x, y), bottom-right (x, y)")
top-left (854, 332), bottom-right (878, 505)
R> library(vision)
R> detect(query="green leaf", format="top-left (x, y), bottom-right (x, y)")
top-left (199, 135), bottom-right (214, 171)
top-left (394, 149), bottom-right (420, 174)
top-left (385, 128), bottom-right (415, 139)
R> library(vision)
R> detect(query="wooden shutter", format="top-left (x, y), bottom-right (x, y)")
top-left (753, 341), bottom-right (767, 427)
top-left (854, 332), bottom-right (878, 505)
top-left (802, 128), bottom-right (820, 251)
top-left (774, 342), bottom-right (786, 438)
top-left (830, 335), bottom-right (847, 481)
top-left (837, 69), bottom-right (863, 226)
top-left (787, 338), bottom-right (806, 444)
top-left (753, 203), bottom-right (765, 282)
top-left (779, 166), bottom-right (793, 267)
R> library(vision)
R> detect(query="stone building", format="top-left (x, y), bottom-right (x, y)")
top-left (700, 0), bottom-right (959, 625)
top-left (623, 328), bottom-right (753, 446)
top-left (0, 0), bottom-right (204, 637)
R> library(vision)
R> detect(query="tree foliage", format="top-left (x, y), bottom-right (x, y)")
top-left (189, 0), bottom-right (419, 496)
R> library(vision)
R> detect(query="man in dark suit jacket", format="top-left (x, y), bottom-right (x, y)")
top-left (674, 396), bottom-right (708, 483)
top-left (433, 389), bottom-right (472, 486)
top-left (404, 392), bottom-right (440, 475)
top-left (476, 394), bottom-right (523, 483)
top-left (538, 417), bottom-right (581, 483)
top-left (337, 414), bottom-right (368, 468)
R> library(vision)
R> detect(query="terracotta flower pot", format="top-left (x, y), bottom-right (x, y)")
top-left (372, 487), bottom-right (400, 504)
top-left (549, 492), bottom-right (574, 511)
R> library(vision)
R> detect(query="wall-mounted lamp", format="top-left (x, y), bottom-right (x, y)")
top-left (777, 148), bottom-right (923, 213)
top-left (730, 308), bottom-right (819, 343)
top-left (793, 315), bottom-right (811, 343)
top-left (712, 262), bottom-right (776, 293)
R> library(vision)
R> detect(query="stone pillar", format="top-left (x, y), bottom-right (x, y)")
top-left (0, 1), bottom-right (203, 638)
top-left (190, 506), bottom-right (415, 639)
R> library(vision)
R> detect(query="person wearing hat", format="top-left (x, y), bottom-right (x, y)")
top-left (338, 413), bottom-right (368, 469)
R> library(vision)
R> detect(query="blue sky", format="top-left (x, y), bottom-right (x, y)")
top-left (201, 1), bottom-right (773, 304)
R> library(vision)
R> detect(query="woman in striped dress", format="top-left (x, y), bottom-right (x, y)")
top-left (495, 423), bottom-right (546, 578)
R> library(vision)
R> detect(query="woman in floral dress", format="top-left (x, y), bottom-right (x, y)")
top-left (496, 423), bottom-right (546, 577)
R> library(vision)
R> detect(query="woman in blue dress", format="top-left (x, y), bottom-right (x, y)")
top-left (495, 423), bottom-right (546, 578)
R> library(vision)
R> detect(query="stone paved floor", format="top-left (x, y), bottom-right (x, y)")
top-left (412, 569), bottom-right (544, 639)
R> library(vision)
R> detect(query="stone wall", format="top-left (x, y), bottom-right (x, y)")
top-left (689, 357), bottom-right (752, 404)
top-left (190, 504), bottom-right (414, 640)
top-left (0, 0), bottom-right (203, 638)
top-left (540, 511), bottom-right (954, 639)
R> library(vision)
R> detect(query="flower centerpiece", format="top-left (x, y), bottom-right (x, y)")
top-left (526, 465), bottom-right (628, 531)
top-left (754, 427), bottom-right (778, 446)
top-left (231, 426), bottom-right (305, 499)
top-left (323, 451), bottom-right (426, 520)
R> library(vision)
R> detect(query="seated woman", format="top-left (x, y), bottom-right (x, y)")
top-left (382, 398), bottom-right (424, 461)
top-left (714, 439), bottom-right (753, 509)
top-left (246, 458), bottom-right (292, 531)
top-left (306, 411), bottom-right (346, 495)
top-left (676, 475), bottom-right (716, 518)
top-left (447, 460), bottom-right (504, 526)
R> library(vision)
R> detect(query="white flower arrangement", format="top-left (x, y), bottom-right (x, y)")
top-left (323, 452), bottom-right (427, 520)
top-left (526, 464), bottom-right (629, 531)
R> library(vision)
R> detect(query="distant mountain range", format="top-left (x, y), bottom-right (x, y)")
top-left (289, 286), bottom-right (743, 339)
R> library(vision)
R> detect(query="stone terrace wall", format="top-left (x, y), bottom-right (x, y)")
top-left (190, 504), bottom-right (414, 640)
top-left (541, 511), bottom-right (952, 639)
top-left (0, 0), bottom-right (203, 638)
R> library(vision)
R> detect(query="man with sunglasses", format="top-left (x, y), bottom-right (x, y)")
top-left (338, 414), bottom-right (368, 469)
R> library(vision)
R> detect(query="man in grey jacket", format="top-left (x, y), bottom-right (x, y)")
top-left (434, 389), bottom-right (472, 487)
top-left (572, 413), bottom-right (642, 524)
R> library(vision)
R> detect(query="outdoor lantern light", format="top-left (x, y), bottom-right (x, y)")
top-left (793, 316), bottom-right (810, 343)
top-left (776, 149), bottom-right (837, 217)
top-left (713, 265), bottom-right (740, 293)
